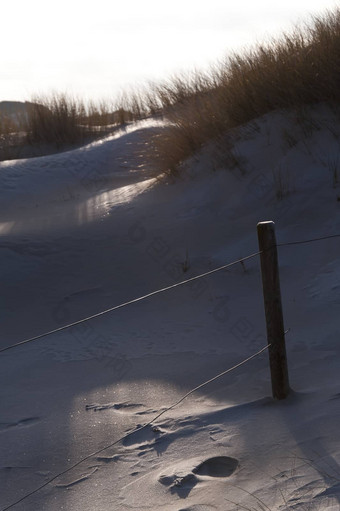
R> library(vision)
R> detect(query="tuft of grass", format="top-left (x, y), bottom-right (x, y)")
top-left (282, 128), bottom-right (299, 149)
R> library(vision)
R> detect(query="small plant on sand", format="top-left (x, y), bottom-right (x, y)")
top-left (273, 166), bottom-right (292, 200)
top-left (181, 249), bottom-right (190, 273)
top-left (327, 152), bottom-right (340, 187)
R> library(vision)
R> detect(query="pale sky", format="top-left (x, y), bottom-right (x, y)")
top-left (1, 0), bottom-right (339, 103)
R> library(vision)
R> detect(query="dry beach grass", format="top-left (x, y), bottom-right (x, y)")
top-left (2, 7), bottom-right (340, 171)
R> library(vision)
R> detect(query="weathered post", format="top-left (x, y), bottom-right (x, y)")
top-left (257, 221), bottom-right (290, 399)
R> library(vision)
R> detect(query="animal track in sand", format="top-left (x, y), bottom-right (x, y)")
top-left (96, 454), bottom-right (121, 463)
top-left (0, 417), bottom-right (40, 431)
top-left (123, 424), bottom-right (165, 448)
top-left (86, 402), bottom-right (145, 413)
top-left (0, 466), bottom-right (31, 471)
top-left (178, 506), bottom-right (218, 511)
top-left (56, 467), bottom-right (98, 488)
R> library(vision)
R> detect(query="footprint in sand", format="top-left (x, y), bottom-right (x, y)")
top-left (159, 456), bottom-right (239, 497)
top-left (192, 456), bottom-right (239, 477)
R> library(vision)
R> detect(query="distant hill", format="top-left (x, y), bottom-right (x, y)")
top-left (0, 101), bottom-right (50, 122)
top-left (0, 101), bottom-right (34, 116)
top-left (0, 101), bottom-right (51, 115)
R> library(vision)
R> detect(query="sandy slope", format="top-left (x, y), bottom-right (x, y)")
top-left (1, 108), bottom-right (340, 510)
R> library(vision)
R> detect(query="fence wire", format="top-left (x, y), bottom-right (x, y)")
top-left (0, 250), bottom-right (261, 354)
top-left (1, 231), bottom-right (338, 509)
top-left (1, 232), bottom-right (339, 355)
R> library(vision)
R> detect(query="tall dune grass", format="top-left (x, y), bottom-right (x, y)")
top-left (0, 94), bottom-right (136, 160)
top-left (145, 8), bottom-right (340, 173)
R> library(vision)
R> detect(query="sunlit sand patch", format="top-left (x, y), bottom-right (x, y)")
top-left (0, 177), bottom-right (157, 235)
top-left (80, 177), bottom-right (157, 220)
top-left (0, 221), bottom-right (15, 235)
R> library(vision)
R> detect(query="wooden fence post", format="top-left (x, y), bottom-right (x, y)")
top-left (257, 221), bottom-right (290, 399)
